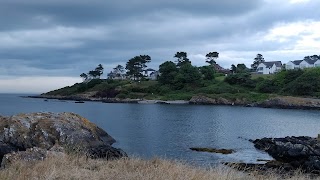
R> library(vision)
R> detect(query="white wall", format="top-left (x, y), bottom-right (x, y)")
top-left (314, 60), bottom-right (320, 68)
top-left (286, 61), bottom-right (295, 70)
top-left (300, 60), bottom-right (313, 69)
top-left (256, 63), bottom-right (266, 74)
top-left (257, 63), bottom-right (278, 74)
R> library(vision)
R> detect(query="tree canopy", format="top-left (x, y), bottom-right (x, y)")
top-left (251, 54), bottom-right (265, 71)
top-left (113, 65), bottom-right (125, 76)
top-left (158, 61), bottom-right (178, 85)
top-left (174, 52), bottom-right (190, 67)
top-left (126, 55), bottom-right (151, 80)
top-left (79, 64), bottom-right (104, 82)
top-left (205, 52), bottom-right (219, 66)
top-left (304, 55), bottom-right (320, 61)
top-left (200, 66), bottom-right (215, 80)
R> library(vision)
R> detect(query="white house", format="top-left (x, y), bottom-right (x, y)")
top-left (286, 60), bottom-right (303, 70)
top-left (315, 60), bottom-right (320, 67)
top-left (149, 71), bottom-right (160, 80)
top-left (256, 61), bottom-right (282, 74)
top-left (286, 59), bottom-right (320, 70)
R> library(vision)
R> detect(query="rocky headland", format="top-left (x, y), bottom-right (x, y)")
top-left (0, 112), bottom-right (126, 167)
top-left (28, 94), bottom-right (320, 110)
top-left (237, 136), bottom-right (320, 174)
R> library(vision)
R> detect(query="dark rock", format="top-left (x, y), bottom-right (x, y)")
top-left (75, 101), bottom-right (85, 103)
top-left (252, 136), bottom-right (320, 173)
top-left (0, 112), bottom-right (126, 167)
top-left (190, 147), bottom-right (235, 154)
top-left (87, 145), bottom-right (127, 159)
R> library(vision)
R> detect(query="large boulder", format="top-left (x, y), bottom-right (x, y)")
top-left (0, 112), bottom-right (126, 166)
top-left (253, 136), bottom-right (320, 172)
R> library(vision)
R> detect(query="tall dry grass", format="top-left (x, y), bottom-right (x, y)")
top-left (0, 155), bottom-right (315, 180)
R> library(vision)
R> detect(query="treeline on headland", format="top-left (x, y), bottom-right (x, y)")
top-left (44, 52), bottom-right (320, 103)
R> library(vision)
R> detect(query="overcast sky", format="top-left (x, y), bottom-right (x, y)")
top-left (1, 0), bottom-right (319, 93)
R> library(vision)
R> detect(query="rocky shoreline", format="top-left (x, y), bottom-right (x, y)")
top-left (26, 94), bottom-right (320, 110)
top-left (0, 112), bottom-right (126, 168)
top-left (248, 136), bottom-right (320, 174)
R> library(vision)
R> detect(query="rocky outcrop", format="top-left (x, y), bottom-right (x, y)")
top-left (252, 136), bottom-right (320, 173)
top-left (189, 95), bottom-right (248, 105)
top-left (257, 97), bottom-right (320, 110)
top-left (0, 112), bottom-right (126, 167)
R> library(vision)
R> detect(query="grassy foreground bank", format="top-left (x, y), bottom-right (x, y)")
top-left (0, 155), bottom-right (312, 180)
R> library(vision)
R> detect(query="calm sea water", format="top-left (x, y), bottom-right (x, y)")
top-left (1, 94), bottom-right (320, 166)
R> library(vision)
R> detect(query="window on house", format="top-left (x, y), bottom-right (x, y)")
top-left (257, 67), bottom-right (263, 71)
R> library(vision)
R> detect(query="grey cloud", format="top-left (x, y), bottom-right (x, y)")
top-left (0, 0), bottom-right (320, 78)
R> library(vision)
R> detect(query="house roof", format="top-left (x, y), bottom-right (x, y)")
top-left (304, 59), bottom-right (318, 65)
top-left (291, 60), bottom-right (303, 65)
top-left (213, 64), bottom-right (224, 70)
top-left (262, 61), bottom-right (282, 68)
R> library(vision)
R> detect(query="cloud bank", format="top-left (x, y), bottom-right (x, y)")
top-left (0, 0), bottom-right (319, 92)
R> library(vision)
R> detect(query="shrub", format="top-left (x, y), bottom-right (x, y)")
top-left (256, 79), bottom-right (280, 93)
top-left (224, 73), bottom-right (256, 88)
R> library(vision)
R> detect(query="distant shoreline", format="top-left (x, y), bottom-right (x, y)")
top-left (25, 94), bottom-right (320, 110)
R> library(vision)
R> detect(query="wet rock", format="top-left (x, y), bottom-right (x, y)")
top-left (0, 112), bottom-right (127, 166)
top-left (252, 136), bottom-right (320, 173)
top-left (190, 147), bottom-right (235, 154)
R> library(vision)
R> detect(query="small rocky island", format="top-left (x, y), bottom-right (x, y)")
top-left (0, 112), bottom-right (126, 167)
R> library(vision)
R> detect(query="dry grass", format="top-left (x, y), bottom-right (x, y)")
top-left (0, 155), bottom-right (316, 180)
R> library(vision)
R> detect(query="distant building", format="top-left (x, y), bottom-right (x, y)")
top-left (256, 61), bottom-right (282, 74)
top-left (212, 63), bottom-right (231, 74)
top-left (143, 68), bottom-right (156, 77)
top-left (149, 71), bottom-right (160, 80)
top-left (107, 71), bottom-right (126, 80)
top-left (286, 59), bottom-right (320, 70)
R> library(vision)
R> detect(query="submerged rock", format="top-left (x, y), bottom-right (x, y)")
top-left (0, 112), bottom-right (127, 166)
top-left (190, 147), bottom-right (235, 154)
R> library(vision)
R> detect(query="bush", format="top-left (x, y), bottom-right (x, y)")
top-left (224, 73), bottom-right (256, 88)
top-left (86, 79), bottom-right (103, 89)
top-left (256, 79), bottom-right (280, 93)
top-left (94, 89), bottom-right (120, 98)
top-left (282, 68), bottom-right (320, 96)
top-left (116, 93), bottom-right (127, 99)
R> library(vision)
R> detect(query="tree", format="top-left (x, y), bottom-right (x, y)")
top-left (126, 55), bottom-right (151, 80)
top-left (200, 66), bottom-right (215, 80)
top-left (95, 64), bottom-right (104, 78)
top-left (174, 63), bottom-right (201, 85)
top-left (80, 73), bottom-right (88, 81)
top-left (231, 64), bottom-right (237, 74)
top-left (113, 65), bottom-right (125, 77)
top-left (158, 61), bottom-right (178, 85)
top-left (174, 52), bottom-right (190, 67)
top-left (88, 70), bottom-right (100, 79)
top-left (236, 63), bottom-right (249, 73)
top-left (251, 54), bottom-right (265, 71)
top-left (304, 55), bottom-right (320, 61)
top-left (205, 52), bottom-right (219, 66)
